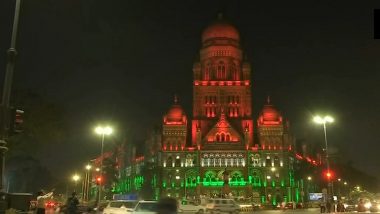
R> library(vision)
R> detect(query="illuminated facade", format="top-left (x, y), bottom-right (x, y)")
top-left (114, 16), bottom-right (301, 205)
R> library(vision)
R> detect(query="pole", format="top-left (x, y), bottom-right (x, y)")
top-left (0, 0), bottom-right (21, 192)
top-left (323, 123), bottom-right (334, 203)
top-left (184, 173), bottom-right (187, 199)
top-left (98, 133), bottom-right (105, 204)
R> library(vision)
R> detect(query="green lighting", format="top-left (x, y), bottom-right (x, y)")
top-left (272, 180), bottom-right (275, 187)
top-left (281, 179), bottom-right (285, 187)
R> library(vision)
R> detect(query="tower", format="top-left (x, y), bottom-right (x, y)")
top-left (192, 15), bottom-right (254, 150)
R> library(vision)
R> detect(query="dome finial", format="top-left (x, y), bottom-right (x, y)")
top-left (267, 95), bottom-right (271, 104)
top-left (174, 94), bottom-right (179, 104)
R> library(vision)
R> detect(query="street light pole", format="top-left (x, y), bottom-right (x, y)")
top-left (0, 0), bottom-right (22, 191)
top-left (99, 133), bottom-right (105, 203)
top-left (94, 126), bottom-right (113, 205)
top-left (313, 115), bottom-right (334, 205)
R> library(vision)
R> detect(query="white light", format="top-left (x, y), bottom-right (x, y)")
top-left (176, 169), bottom-right (179, 172)
top-left (271, 167), bottom-right (276, 172)
top-left (313, 116), bottom-right (324, 124)
top-left (176, 156), bottom-right (180, 159)
top-left (163, 162), bottom-right (166, 167)
top-left (266, 176), bottom-right (271, 180)
top-left (307, 176), bottom-right (312, 181)
top-left (95, 168), bottom-right (100, 172)
top-left (313, 115), bottom-right (334, 124)
top-left (72, 174), bottom-right (80, 181)
top-left (95, 126), bottom-right (113, 135)
top-left (85, 164), bottom-right (92, 170)
top-left (364, 202), bottom-right (372, 209)
top-left (175, 176), bottom-right (180, 180)
top-left (324, 116), bottom-right (334, 123)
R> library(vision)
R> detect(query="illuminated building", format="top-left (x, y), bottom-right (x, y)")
top-left (114, 15), bottom-right (302, 205)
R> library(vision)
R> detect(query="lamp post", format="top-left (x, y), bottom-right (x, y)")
top-left (72, 174), bottom-right (80, 193)
top-left (83, 164), bottom-right (92, 201)
top-left (313, 115), bottom-right (334, 203)
top-left (94, 126), bottom-right (113, 204)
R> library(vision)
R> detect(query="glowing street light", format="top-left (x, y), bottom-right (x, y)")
top-left (344, 182), bottom-right (347, 185)
top-left (85, 164), bottom-right (92, 170)
top-left (270, 167), bottom-right (276, 172)
top-left (94, 125), bottom-right (113, 205)
top-left (313, 115), bottom-right (334, 201)
top-left (72, 174), bottom-right (80, 192)
top-left (72, 174), bottom-right (80, 182)
top-left (307, 176), bottom-right (312, 181)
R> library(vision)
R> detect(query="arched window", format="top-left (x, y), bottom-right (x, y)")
top-left (221, 133), bottom-right (225, 142)
top-left (175, 156), bottom-right (181, 167)
top-left (253, 154), bottom-right (261, 166)
top-left (274, 156), bottom-right (280, 167)
top-left (266, 156), bottom-right (271, 167)
top-left (167, 156), bottom-right (173, 167)
top-left (216, 134), bottom-right (220, 142)
top-left (217, 61), bottom-right (225, 79)
top-left (226, 134), bottom-right (230, 141)
top-left (204, 63), bottom-right (211, 80)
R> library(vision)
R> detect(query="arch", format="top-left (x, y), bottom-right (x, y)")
top-left (217, 61), bottom-right (226, 79)
top-left (221, 133), bottom-right (225, 141)
top-left (266, 155), bottom-right (271, 167)
top-left (274, 156), bottom-right (280, 167)
top-left (167, 156), bottom-right (173, 167)
top-left (226, 134), bottom-right (230, 141)
top-left (216, 134), bottom-right (220, 142)
top-left (204, 170), bottom-right (217, 182)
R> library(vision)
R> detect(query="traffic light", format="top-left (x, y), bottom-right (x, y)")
top-left (9, 107), bottom-right (24, 135)
top-left (323, 170), bottom-right (334, 180)
top-left (96, 176), bottom-right (103, 185)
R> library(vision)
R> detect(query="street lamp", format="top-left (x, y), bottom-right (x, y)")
top-left (313, 115), bottom-right (334, 201)
top-left (83, 164), bottom-right (92, 201)
top-left (72, 174), bottom-right (80, 192)
top-left (307, 176), bottom-right (312, 181)
top-left (94, 125), bottom-right (113, 204)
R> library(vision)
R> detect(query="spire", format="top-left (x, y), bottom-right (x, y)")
top-left (174, 94), bottom-right (179, 104)
top-left (267, 95), bottom-right (271, 104)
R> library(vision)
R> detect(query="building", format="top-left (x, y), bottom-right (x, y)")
top-left (114, 15), bottom-right (303, 205)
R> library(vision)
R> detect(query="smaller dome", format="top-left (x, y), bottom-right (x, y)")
top-left (201, 15), bottom-right (240, 43)
top-left (261, 105), bottom-right (281, 121)
top-left (166, 104), bottom-right (185, 122)
top-left (164, 95), bottom-right (187, 124)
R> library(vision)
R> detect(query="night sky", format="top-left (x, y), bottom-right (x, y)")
top-left (1, 0), bottom-right (380, 182)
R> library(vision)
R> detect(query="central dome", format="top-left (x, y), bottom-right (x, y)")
top-left (201, 16), bottom-right (240, 43)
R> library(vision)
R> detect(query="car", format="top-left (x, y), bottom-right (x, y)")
top-left (205, 198), bottom-right (240, 214)
top-left (132, 200), bottom-right (158, 214)
top-left (103, 200), bottom-right (138, 214)
top-left (179, 200), bottom-right (206, 214)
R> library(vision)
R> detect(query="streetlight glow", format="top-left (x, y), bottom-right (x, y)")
top-left (95, 126), bottom-right (113, 135)
top-left (266, 176), bottom-right (271, 180)
top-left (271, 167), bottom-right (276, 172)
top-left (307, 176), bottom-right (312, 181)
top-left (72, 174), bottom-right (80, 182)
top-left (85, 164), bottom-right (92, 170)
top-left (313, 115), bottom-right (334, 124)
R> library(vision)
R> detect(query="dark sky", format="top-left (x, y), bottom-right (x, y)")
top-left (1, 0), bottom-right (380, 181)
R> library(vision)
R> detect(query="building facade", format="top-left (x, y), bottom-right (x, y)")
top-left (114, 16), bottom-right (302, 205)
